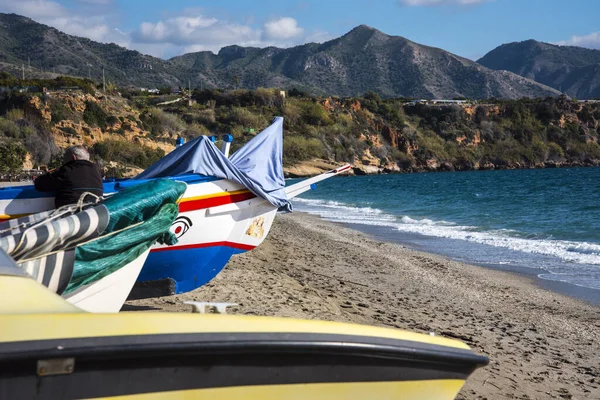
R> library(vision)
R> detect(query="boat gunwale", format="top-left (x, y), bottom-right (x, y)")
top-left (0, 331), bottom-right (489, 368)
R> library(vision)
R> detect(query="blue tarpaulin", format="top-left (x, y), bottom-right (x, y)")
top-left (135, 116), bottom-right (291, 211)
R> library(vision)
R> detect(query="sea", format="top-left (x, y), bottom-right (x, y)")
top-left (289, 167), bottom-right (600, 304)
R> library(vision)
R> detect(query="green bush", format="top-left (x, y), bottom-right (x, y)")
top-left (0, 141), bottom-right (27, 173)
top-left (283, 136), bottom-right (325, 164)
top-left (106, 115), bottom-right (119, 126)
top-left (141, 107), bottom-right (186, 137)
top-left (50, 101), bottom-right (77, 124)
top-left (92, 139), bottom-right (165, 168)
top-left (566, 141), bottom-right (600, 160)
top-left (0, 118), bottom-right (21, 138)
top-left (5, 108), bottom-right (24, 121)
top-left (301, 102), bottom-right (332, 126)
top-left (83, 101), bottom-right (108, 129)
top-left (416, 131), bottom-right (450, 160)
top-left (226, 107), bottom-right (268, 131)
top-left (548, 142), bottom-right (564, 159)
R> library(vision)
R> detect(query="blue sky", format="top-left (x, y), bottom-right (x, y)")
top-left (1, 0), bottom-right (599, 60)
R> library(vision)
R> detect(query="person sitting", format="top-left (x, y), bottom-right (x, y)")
top-left (34, 145), bottom-right (104, 208)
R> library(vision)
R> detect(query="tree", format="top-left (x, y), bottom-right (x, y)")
top-left (0, 141), bottom-right (27, 174)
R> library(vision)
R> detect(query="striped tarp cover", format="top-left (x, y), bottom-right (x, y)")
top-left (0, 205), bottom-right (109, 294)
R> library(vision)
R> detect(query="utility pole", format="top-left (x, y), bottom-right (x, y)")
top-left (28, 57), bottom-right (30, 70)
top-left (22, 63), bottom-right (25, 80)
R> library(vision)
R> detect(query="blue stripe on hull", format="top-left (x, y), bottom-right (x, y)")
top-left (138, 246), bottom-right (247, 294)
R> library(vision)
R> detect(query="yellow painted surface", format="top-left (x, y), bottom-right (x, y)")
top-left (0, 307), bottom-right (469, 349)
top-left (0, 213), bottom-right (29, 221)
top-left (179, 189), bottom-right (252, 204)
top-left (95, 380), bottom-right (465, 400)
top-left (0, 276), bottom-right (79, 314)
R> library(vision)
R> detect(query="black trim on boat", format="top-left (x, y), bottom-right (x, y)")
top-left (127, 278), bottom-right (177, 300)
top-left (0, 332), bottom-right (488, 398)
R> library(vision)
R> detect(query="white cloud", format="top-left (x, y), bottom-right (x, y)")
top-left (0, 0), bottom-right (127, 46)
top-left (263, 17), bottom-right (304, 40)
top-left (0, 1), bottom-right (329, 58)
top-left (131, 14), bottom-right (316, 56)
top-left (556, 32), bottom-right (600, 50)
top-left (398, 0), bottom-right (491, 6)
top-left (0, 0), bottom-right (65, 18)
top-left (132, 14), bottom-right (262, 54)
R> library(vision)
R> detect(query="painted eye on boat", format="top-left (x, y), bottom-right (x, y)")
top-left (171, 216), bottom-right (193, 238)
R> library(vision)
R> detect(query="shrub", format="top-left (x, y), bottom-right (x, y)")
top-left (194, 109), bottom-right (216, 126)
top-left (0, 141), bottom-right (27, 173)
top-left (106, 115), bottom-right (119, 126)
top-left (5, 108), bottom-right (24, 121)
top-left (0, 118), bottom-right (20, 138)
top-left (283, 136), bottom-right (325, 164)
top-left (566, 141), bottom-right (600, 160)
top-left (83, 101), bottom-right (108, 129)
top-left (301, 102), bottom-right (332, 126)
top-left (548, 142), bottom-right (564, 159)
top-left (59, 126), bottom-right (78, 137)
top-left (415, 131), bottom-right (450, 161)
top-left (92, 139), bottom-right (165, 168)
top-left (392, 148), bottom-right (414, 169)
top-left (283, 101), bottom-right (302, 126)
top-left (141, 107), bottom-right (186, 137)
top-left (183, 123), bottom-right (209, 140)
top-left (226, 107), bottom-right (268, 130)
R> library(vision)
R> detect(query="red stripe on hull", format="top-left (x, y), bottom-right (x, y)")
top-left (179, 191), bottom-right (256, 212)
top-left (150, 241), bottom-right (256, 253)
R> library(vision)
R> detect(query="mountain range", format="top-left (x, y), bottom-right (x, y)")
top-left (478, 40), bottom-right (600, 99)
top-left (1, 12), bottom-right (597, 99)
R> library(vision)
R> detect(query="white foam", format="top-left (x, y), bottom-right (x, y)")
top-left (292, 197), bottom-right (600, 266)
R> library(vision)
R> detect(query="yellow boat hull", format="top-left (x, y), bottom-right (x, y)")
top-left (0, 259), bottom-right (488, 399)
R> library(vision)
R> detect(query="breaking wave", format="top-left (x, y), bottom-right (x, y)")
top-left (292, 197), bottom-right (600, 267)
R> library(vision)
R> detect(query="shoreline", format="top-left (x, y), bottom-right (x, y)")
top-left (126, 212), bottom-right (600, 399)
top-left (339, 221), bottom-right (600, 307)
top-left (283, 162), bottom-right (600, 178)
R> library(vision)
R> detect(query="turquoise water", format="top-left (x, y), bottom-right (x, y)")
top-left (291, 167), bottom-right (600, 292)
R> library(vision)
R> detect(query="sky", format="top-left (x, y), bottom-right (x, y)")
top-left (1, 0), bottom-right (599, 60)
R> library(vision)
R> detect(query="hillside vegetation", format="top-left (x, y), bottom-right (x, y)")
top-left (0, 76), bottom-right (599, 179)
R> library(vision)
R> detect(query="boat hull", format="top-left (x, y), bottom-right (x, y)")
top-left (0, 312), bottom-right (488, 400)
top-left (63, 249), bottom-right (150, 313)
top-left (0, 175), bottom-right (277, 295)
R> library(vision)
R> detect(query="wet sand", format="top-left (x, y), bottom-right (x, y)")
top-left (126, 213), bottom-right (600, 399)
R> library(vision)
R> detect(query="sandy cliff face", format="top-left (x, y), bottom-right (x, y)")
top-left (26, 90), bottom-right (175, 157)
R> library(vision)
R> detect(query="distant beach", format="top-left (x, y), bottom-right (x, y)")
top-left (126, 212), bottom-right (600, 400)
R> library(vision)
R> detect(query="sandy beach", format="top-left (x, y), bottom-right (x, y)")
top-left (126, 213), bottom-right (600, 399)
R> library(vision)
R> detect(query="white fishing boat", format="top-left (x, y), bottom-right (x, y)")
top-left (0, 117), bottom-right (351, 298)
top-left (0, 179), bottom-right (185, 312)
top-left (62, 249), bottom-right (150, 313)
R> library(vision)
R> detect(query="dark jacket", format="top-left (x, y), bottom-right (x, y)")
top-left (34, 160), bottom-right (104, 208)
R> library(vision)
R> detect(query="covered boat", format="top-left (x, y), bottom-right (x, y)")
top-left (0, 179), bottom-right (185, 312)
top-left (0, 117), bottom-right (351, 297)
top-left (0, 255), bottom-right (488, 399)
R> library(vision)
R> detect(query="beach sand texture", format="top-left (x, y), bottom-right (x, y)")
top-left (126, 213), bottom-right (600, 399)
